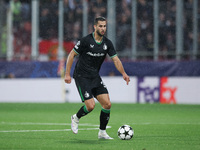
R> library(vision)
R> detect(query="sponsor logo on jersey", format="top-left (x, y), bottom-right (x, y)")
top-left (103, 43), bottom-right (107, 50)
top-left (86, 52), bottom-right (105, 57)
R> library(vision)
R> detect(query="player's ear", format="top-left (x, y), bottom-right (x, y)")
top-left (94, 24), bottom-right (97, 30)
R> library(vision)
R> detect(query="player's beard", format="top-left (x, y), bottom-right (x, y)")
top-left (96, 29), bottom-right (105, 37)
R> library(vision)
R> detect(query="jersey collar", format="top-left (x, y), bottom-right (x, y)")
top-left (92, 32), bottom-right (103, 45)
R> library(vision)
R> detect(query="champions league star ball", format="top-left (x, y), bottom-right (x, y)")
top-left (118, 125), bottom-right (134, 140)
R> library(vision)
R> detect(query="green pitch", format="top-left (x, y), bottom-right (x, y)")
top-left (0, 103), bottom-right (200, 150)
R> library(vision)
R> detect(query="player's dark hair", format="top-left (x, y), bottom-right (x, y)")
top-left (94, 16), bottom-right (106, 25)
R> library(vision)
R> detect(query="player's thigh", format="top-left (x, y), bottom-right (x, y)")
top-left (84, 98), bottom-right (95, 111)
top-left (74, 76), bottom-right (93, 102)
top-left (92, 76), bottom-right (108, 99)
top-left (96, 94), bottom-right (111, 109)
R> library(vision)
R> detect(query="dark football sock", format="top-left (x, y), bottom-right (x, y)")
top-left (100, 107), bottom-right (110, 130)
top-left (76, 105), bottom-right (89, 119)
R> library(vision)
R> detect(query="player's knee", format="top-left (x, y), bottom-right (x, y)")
top-left (104, 101), bottom-right (111, 109)
top-left (87, 103), bottom-right (95, 112)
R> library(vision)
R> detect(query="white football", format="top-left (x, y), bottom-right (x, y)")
top-left (118, 125), bottom-right (134, 140)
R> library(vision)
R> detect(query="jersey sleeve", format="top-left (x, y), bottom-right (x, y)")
top-left (73, 38), bottom-right (86, 55)
top-left (107, 40), bottom-right (117, 58)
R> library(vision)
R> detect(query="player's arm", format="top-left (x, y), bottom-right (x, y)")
top-left (64, 49), bottom-right (78, 84)
top-left (111, 56), bottom-right (130, 85)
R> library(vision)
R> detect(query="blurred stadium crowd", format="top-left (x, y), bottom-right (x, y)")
top-left (0, 0), bottom-right (199, 61)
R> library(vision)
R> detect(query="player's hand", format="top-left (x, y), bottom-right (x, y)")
top-left (123, 73), bottom-right (130, 85)
top-left (65, 74), bottom-right (71, 84)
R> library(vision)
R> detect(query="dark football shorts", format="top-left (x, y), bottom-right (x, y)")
top-left (74, 76), bottom-right (108, 102)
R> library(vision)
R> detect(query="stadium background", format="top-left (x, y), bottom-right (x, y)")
top-left (0, 0), bottom-right (200, 104)
top-left (0, 1), bottom-right (200, 150)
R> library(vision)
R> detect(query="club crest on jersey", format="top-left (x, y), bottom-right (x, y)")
top-left (84, 91), bottom-right (90, 98)
top-left (103, 43), bottom-right (107, 50)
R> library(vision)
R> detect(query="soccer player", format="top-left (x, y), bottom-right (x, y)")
top-left (64, 16), bottom-right (130, 139)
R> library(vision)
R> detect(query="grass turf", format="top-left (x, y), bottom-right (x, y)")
top-left (0, 103), bottom-right (200, 150)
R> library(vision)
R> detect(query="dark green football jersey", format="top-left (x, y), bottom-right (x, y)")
top-left (73, 32), bottom-right (117, 78)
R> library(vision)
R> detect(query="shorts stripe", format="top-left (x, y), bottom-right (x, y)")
top-left (78, 86), bottom-right (85, 102)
